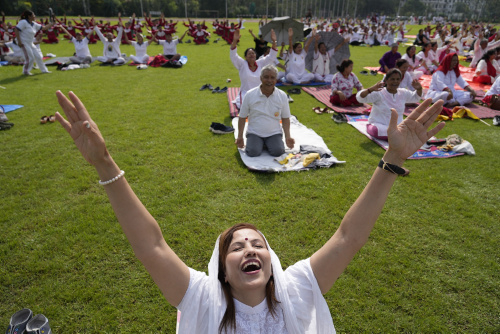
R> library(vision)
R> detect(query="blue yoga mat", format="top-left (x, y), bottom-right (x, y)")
top-left (276, 80), bottom-right (329, 87)
top-left (1, 105), bottom-right (24, 113)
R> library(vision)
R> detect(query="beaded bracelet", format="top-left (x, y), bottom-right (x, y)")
top-left (99, 170), bottom-right (125, 186)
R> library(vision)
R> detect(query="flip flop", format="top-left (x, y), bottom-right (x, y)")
top-left (322, 108), bottom-right (334, 114)
top-left (48, 115), bottom-right (55, 123)
top-left (359, 70), bottom-right (368, 75)
top-left (40, 116), bottom-right (49, 124)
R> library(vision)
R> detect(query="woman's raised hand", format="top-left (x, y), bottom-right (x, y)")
top-left (385, 98), bottom-right (445, 165)
top-left (270, 29), bottom-right (276, 42)
top-left (55, 91), bottom-right (109, 167)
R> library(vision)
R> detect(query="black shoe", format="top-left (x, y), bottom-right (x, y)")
top-left (6, 308), bottom-right (33, 334)
top-left (207, 84), bottom-right (214, 90)
top-left (218, 86), bottom-right (228, 93)
top-left (212, 86), bottom-right (220, 93)
top-left (288, 88), bottom-right (301, 94)
top-left (200, 84), bottom-right (208, 91)
top-left (493, 115), bottom-right (500, 126)
top-left (210, 122), bottom-right (234, 134)
top-left (359, 70), bottom-right (368, 75)
top-left (332, 113), bottom-right (347, 123)
top-left (370, 70), bottom-right (378, 76)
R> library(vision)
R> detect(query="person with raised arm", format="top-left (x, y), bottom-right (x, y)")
top-left (55, 90), bottom-right (445, 333)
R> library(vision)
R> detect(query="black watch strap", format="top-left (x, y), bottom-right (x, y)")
top-left (378, 159), bottom-right (406, 175)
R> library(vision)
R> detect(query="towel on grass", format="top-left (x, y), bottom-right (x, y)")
top-left (346, 114), bottom-right (465, 159)
top-left (302, 86), bottom-right (371, 114)
top-left (232, 115), bottom-right (345, 172)
top-left (1, 105), bottom-right (23, 113)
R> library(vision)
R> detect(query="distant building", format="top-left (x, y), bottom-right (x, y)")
top-left (403, 0), bottom-right (486, 19)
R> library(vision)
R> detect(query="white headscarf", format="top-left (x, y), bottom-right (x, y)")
top-left (178, 230), bottom-right (335, 333)
top-left (207, 233), bottom-right (302, 334)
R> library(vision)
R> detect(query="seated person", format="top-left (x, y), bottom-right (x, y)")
top-left (59, 25), bottom-right (92, 65)
top-left (94, 22), bottom-right (125, 65)
top-left (473, 50), bottom-right (499, 85)
top-left (379, 43), bottom-right (401, 73)
top-left (0, 40), bottom-right (24, 64)
top-left (236, 64), bottom-right (295, 157)
top-left (330, 59), bottom-right (363, 107)
top-left (357, 68), bottom-right (423, 141)
top-left (312, 30), bottom-right (348, 83)
top-left (425, 53), bottom-right (476, 108)
top-left (285, 27), bottom-right (315, 84)
top-left (126, 32), bottom-right (154, 64)
top-left (157, 30), bottom-right (188, 61)
top-left (482, 75), bottom-right (500, 106)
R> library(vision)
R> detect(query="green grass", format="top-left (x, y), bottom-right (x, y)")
top-left (1, 20), bottom-right (499, 333)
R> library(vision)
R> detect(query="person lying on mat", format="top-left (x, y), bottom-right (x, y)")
top-left (235, 64), bottom-right (295, 157)
top-left (285, 27), bottom-right (315, 85)
top-left (330, 59), bottom-right (363, 107)
top-left (357, 68), bottom-right (423, 144)
top-left (230, 29), bottom-right (277, 109)
top-left (55, 87), bottom-right (445, 333)
top-left (425, 53), bottom-right (476, 108)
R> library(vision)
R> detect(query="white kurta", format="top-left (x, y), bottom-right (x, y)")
top-left (230, 46), bottom-right (277, 109)
top-left (312, 49), bottom-right (335, 82)
top-left (285, 49), bottom-right (315, 84)
top-left (357, 88), bottom-right (421, 136)
top-left (425, 70), bottom-right (473, 105)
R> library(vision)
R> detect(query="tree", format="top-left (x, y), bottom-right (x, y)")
top-left (400, 0), bottom-right (426, 16)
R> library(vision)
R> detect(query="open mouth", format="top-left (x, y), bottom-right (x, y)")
top-left (241, 260), bottom-right (262, 274)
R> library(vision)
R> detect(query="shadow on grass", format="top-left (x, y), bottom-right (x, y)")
top-left (0, 74), bottom-right (33, 85)
top-left (360, 140), bottom-right (385, 158)
top-left (233, 151), bottom-right (277, 184)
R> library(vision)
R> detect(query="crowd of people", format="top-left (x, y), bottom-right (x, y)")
top-left (1, 11), bottom-right (500, 119)
top-left (2, 9), bottom-right (500, 332)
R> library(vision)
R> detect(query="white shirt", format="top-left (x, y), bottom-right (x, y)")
top-left (159, 39), bottom-right (178, 55)
top-left (486, 76), bottom-right (500, 96)
top-left (177, 258), bottom-right (335, 334)
top-left (312, 49), bottom-right (334, 76)
top-left (238, 85), bottom-right (291, 138)
top-left (427, 70), bottom-right (468, 93)
top-left (287, 50), bottom-right (308, 76)
top-left (357, 88), bottom-right (421, 136)
top-left (470, 38), bottom-right (500, 68)
top-left (131, 41), bottom-right (149, 57)
top-left (230, 46), bottom-right (277, 102)
top-left (71, 37), bottom-right (91, 58)
top-left (402, 53), bottom-right (420, 70)
top-left (5, 41), bottom-right (22, 57)
top-left (16, 19), bottom-right (42, 45)
top-left (95, 26), bottom-right (123, 58)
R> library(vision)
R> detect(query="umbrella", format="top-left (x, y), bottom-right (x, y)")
top-left (304, 31), bottom-right (351, 75)
top-left (260, 16), bottom-right (305, 46)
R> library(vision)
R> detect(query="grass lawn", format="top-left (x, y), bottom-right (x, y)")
top-left (1, 20), bottom-right (499, 333)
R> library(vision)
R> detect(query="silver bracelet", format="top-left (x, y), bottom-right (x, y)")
top-left (99, 170), bottom-right (125, 186)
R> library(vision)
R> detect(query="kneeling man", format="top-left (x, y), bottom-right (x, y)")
top-left (236, 64), bottom-right (295, 157)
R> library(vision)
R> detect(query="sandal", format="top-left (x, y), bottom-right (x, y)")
top-left (40, 116), bottom-right (49, 124)
top-left (288, 88), bottom-right (301, 94)
top-left (48, 115), bottom-right (56, 123)
top-left (312, 107), bottom-right (323, 114)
